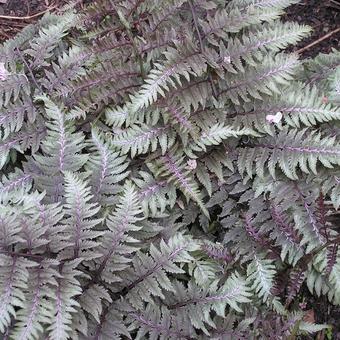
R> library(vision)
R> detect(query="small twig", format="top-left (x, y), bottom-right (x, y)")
top-left (0, 30), bottom-right (11, 39)
top-left (117, 9), bottom-right (145, 79)
top-left (295, 27), bottom-right (340, 54)
top-left (0, 17), bottom-right (29, 26)
top-left (0, 5), bottom-right (57, 20)
top-left (329, 0), bottom-right (340, 8)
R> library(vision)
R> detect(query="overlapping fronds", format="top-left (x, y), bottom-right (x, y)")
top-left (0, 0), bottom-right (339, 338)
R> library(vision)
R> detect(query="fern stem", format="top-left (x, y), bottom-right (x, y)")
top-left (294, 183), bottom-right (326, 244)
top-left (15, 47), bottom-right (42, 93)
top-left (93, 305), bottom-right (109, 340)
top-left (127, 0), bottom-right (146, 18)
top-left (296, 235), bottom-right (340, 272)
top-left (125, 27), bottom-right (146, 79)
top-left (129, 311), bottom-right (195, 339)
top-left (188, 0), bottom-right (217, 98)
top-left (188, 0), bottom-right (204, 51)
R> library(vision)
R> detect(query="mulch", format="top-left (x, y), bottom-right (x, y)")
top-left (283, 0), bottom-right (340, 58)
top-left (0, 0), bottom-right (61, 41)
top-left (0, 0), bottom-right (79, 41)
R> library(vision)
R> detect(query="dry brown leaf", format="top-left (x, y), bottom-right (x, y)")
top-left (303, 309), bottom-right (315, 323)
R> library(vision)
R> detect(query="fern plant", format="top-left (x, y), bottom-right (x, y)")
top-left (0, 0), bottom-right (339, 338)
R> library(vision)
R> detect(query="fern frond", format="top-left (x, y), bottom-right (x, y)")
top-left (326, 243), bottom-right (338, 276)
top-left (167, 273), bottom-right (251, 333)
top-left (192, 123), bottom-right (253, 152)
top-left (31, 96), bottom-right (87, 202)
top-left (247, 254), bottom-right (276, 302)
top-left (0, 209), bottom-right (21, 251)
top-left (60, 172), bottom-right (102, 260)
top-left (11, 260), bottom-right (59, 340)
top-left (238, 128), bottom-right (340, 179)
top-left (47, 260), bottom-right (83, 340)
top-left (286, 267), bottom-right (305, 306)
top-left (128, 43), bottom-right (207, 113)
top-left (128, 304), bottom-right (195, 340)
top-left (303, 48), bottom-right (340, 86)
top-left (26, 12), bottom-right (78, 69)
top-left (202, 1), bottom-right (298, 45)
top-left (0, 168), bottom-right (32, 203)
top-left (94, 181), bottom-right (143, 283)
top-left (154, 147), bottom-right (209, 216)
top-left (0, 68), bottom-right (29, 107)
top-left (41, 45), bottom-right (89, 98)
top-left (122, 234), bottom-right (198, 309)
top-left (105, 105), bottom-right (129, 128)
top-left (232, 84), bottom-right (340, 133)
top-left (86, 304), bottom-right (131, 340)
top-left (112, 123), bottom-right (174, 157)
top-left (0, 96), bottom-right (36, 139)
top-left (0, 255), bottom-right (36, 333)
top-left (220, 21), bottom-right (310, 73)
top-left (219, 54), bottom-right (299, 105)
top-left (234, 0), bottom-right (299, 11)
top-left (133, 171), bottom-right (176, 216)
top-left (0, 122), bottom-right (46, 169)
top-left (79, 284), bottom-right (111, 323)
top-left (87, 127), bottom-right (129, 205)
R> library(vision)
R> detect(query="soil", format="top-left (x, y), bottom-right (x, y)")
top-left (307, 294), bottom-right (340, 339)
top-left (0, 0), bottom-right (79, 41)
top-left (283, 0), bottom-right (340, 58)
